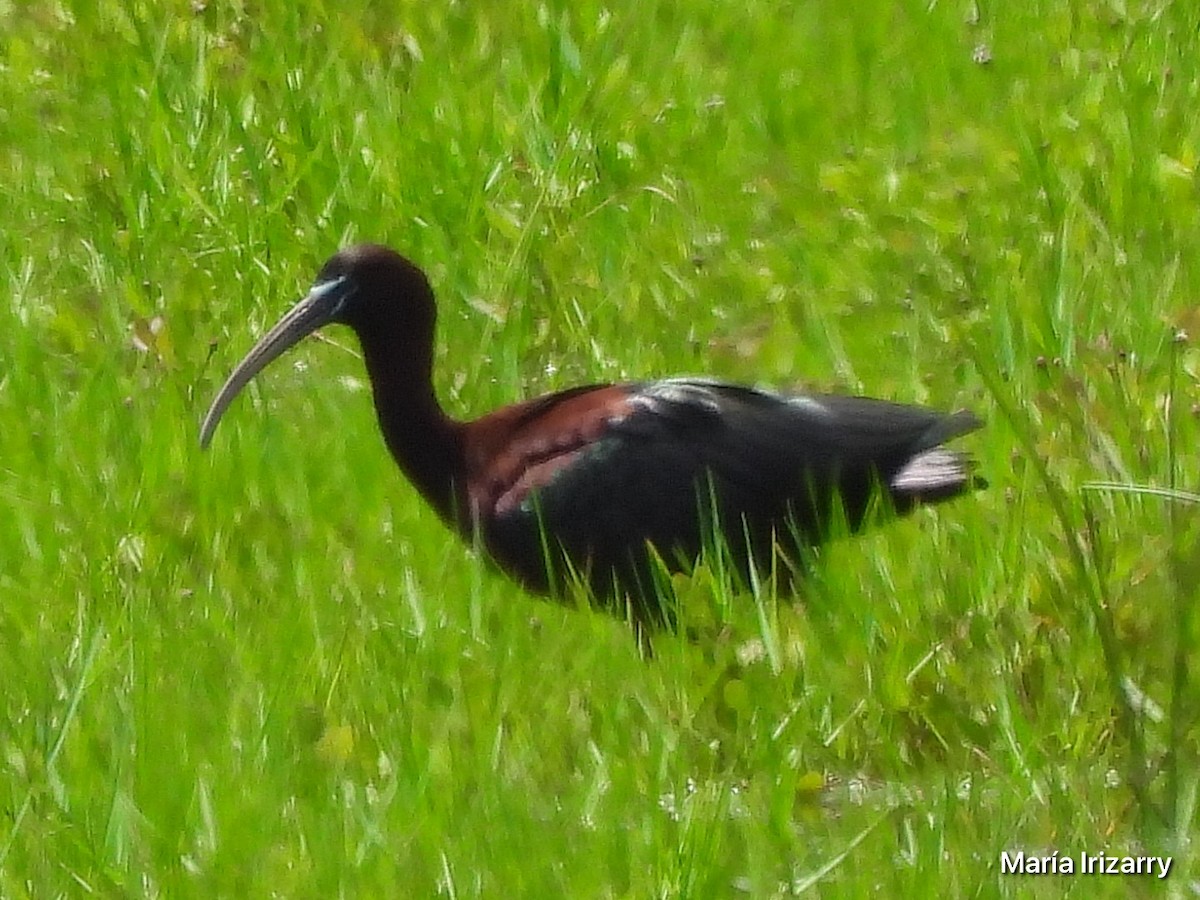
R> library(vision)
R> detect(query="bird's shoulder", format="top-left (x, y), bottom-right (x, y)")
top-left (463, 383), bottom-right (623, 516)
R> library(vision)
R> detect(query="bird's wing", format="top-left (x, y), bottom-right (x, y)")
top-left (612, 378), bottom-right (980, 503)
top-left (470, 378), bottom-right (979, 581)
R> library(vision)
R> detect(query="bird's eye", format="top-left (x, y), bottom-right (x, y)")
top-left (313, 271), bottom-right (346, 291)
top-left (305, 273), bottom-right (353, 317)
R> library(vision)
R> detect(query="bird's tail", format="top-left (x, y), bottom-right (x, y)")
top-left (890, 446), bottom-right (983, 503)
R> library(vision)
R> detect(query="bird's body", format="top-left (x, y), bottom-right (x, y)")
top-left (201, 244), bottom-right (982, 626)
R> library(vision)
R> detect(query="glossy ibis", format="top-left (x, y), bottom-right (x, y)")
top-left (201, 244), bottom-right (982, 627)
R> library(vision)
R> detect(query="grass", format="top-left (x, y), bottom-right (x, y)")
top-left (2, 0), bottom-right (1199, 895)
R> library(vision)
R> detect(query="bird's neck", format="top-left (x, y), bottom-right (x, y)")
top-left (357, 336), bottom-right (467, 526)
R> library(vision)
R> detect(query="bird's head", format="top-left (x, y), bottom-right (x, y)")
top-left (199, 243), bottom-right (435, 448)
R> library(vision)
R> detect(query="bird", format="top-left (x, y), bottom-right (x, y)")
top-left (200, 243), bottom-right (983, 630)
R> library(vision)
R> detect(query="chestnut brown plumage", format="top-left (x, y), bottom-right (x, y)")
top-left (201, 244), bottom-right (982, 625)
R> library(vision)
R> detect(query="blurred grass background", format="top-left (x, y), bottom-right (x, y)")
top-left (2, 0), bottom-right (1199, 895)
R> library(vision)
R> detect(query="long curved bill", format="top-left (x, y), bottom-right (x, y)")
top-left (200, 276), bottom-right (352, 448)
